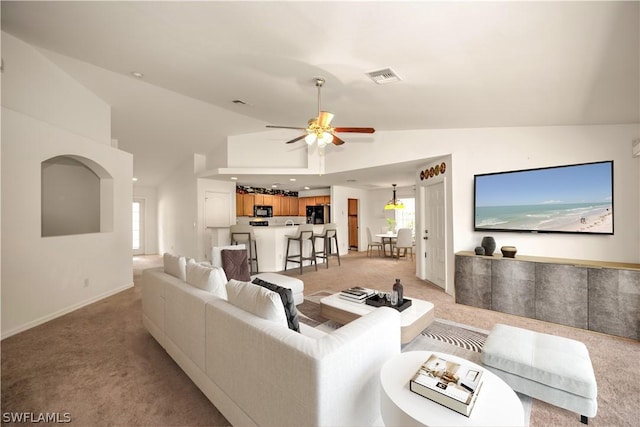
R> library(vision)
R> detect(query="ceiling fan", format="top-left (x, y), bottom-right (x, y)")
top-left (266, 77), bottom-right (375, 146)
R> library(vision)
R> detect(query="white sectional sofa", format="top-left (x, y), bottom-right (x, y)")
top-left (141, 258), bottom-right (401, 427)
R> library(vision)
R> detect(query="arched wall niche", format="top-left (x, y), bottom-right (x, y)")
top-left (41, 155), bottom-right (114, 237)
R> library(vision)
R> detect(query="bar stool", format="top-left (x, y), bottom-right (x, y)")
top-left (284, 224), bottom-right (317, 274)
top-left (313, 223), bottom-right (340, 268)
top-left (230, 224), bottom-right (259, 274)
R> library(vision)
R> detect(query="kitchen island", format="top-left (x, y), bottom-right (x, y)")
top-left (252, 224), bottom-right (326, 272)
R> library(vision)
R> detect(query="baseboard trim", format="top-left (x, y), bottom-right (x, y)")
top-left (1, 282), bottom-right (134, 340)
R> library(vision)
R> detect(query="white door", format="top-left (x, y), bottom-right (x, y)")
top-left (424, 181), bottom-right (446, 289)
top-left (132, 199), bottom-right (145, 255)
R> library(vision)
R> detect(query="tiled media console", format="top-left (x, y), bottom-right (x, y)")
top-left (455, 251), bottom-right (640, 340)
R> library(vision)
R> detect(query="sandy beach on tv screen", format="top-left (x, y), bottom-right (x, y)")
top-left (556, 209), bottom-right (613, 233)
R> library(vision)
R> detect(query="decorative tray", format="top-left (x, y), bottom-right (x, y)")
top-left (365, 295), bottom-right (412, 312)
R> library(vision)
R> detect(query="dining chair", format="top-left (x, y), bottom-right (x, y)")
top-left (366, 227), bottom-right (383, 257)
top-left (394, 228), bottom-right (414, 261)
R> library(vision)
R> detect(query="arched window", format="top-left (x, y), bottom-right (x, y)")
top-left (41, 155), bottom-right (113, 237)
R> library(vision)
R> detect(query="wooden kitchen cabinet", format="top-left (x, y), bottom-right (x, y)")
top-left (236, 194), bottom-right (243, 216)
top-left (272, 196), bottom-right (281, 216)
top-left (298, 197), bottom-right (307, 216)
top-left (242, 194), bottom-right (254, 216)
top-left (289, 197), bottom-right (298, 215)
top-left (254, 194), bottom-right (264, 205)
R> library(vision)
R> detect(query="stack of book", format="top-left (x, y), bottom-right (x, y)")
top-left (409, 353), bottom-right (484, 417)
top-left (339, 287), bottom-right (374, 303)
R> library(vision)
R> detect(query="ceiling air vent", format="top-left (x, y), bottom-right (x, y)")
top-left (366, 67), bottom-right (402, 84)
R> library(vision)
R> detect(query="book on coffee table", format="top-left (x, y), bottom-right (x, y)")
top-left (339, 287), bottom-right (375, 303)
top-left (409, 353), bottom-right (484, 417)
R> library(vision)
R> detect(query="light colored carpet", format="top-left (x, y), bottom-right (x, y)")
top-left (1, 252), bottom-right (638, 426)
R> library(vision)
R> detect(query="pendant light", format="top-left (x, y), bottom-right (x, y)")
top-left (384, 184), bottom-right (405, 210)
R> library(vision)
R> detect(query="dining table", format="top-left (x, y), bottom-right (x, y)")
top-left (375, 233), bottom-right (398, 257)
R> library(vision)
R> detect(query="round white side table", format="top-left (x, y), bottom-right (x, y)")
top-left (380, 351), bottom-right (524, 427)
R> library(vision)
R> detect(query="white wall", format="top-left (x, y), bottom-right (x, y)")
top-left (157, 159), bottom-right (198, 258)
top-left (133, 185), bottom-right (159, 255)
top-left (1, 33), bottom-right (132, 338)
top-left (1, 32), bottom-right (111, 145)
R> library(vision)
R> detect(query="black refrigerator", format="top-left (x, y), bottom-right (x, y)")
top-left (306, 205), bottom-right (330, 224)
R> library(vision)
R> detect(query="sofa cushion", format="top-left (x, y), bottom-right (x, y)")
top-left (163, 252), bottom-right (187, 281)
top-left (225, 279), bottom-right (288, 328)
top-left (221, 249), bottom-right (251, 281)
top-left (185, 260), bottom-right (228, 299)
top-left (211, 244), bottom-right (246, 268)
top-left (252, 278), bottom-right (300, 332)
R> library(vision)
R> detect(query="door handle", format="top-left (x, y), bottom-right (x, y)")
top-left (423, 237), bottom-right (429, 240)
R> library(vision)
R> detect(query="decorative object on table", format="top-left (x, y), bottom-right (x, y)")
top-left (393, 278), bottom-right (404, 305)
top-left (384, 184), bottom-right (405, 210)
top-left (365, 294), bottom-right (412, 312)
top-left (474, 246), bottom-right (485, 255)
top-left (386, 217), bottom-right (397, 233)
top-left (480, 236), bottom-right (496, 256)
top-left (339, 286), bottom-right (374, 303)
top-left (409, 353), bottom-right (484, 417)
top-left (501, 246), bottom-right (517, 258)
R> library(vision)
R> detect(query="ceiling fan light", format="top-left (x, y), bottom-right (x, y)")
top-left (320, 132), bottom-right (333, 145)
top-left (305, 134), bottom-right (316, 145)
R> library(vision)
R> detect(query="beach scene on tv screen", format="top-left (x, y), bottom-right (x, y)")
top-left (475, 162), bottom-right (613, 234)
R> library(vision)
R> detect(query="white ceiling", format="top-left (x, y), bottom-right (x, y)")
top-left (2, 1), bottom-right (638, 190)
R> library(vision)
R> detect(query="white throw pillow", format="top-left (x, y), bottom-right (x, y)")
top-left (185, 261), bottom-right (228, 300)
top-left (211, 244), bottom-right (246, 268)
top-left (225, 279), bottom-right (288, 328)
top-left (163, 253), bottom-right (187, 281)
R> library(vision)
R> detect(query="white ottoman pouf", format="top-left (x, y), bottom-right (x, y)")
top-left (482, 323), bottom-right (597, 424)
top-left (251, 272), bottom-right (304, 306)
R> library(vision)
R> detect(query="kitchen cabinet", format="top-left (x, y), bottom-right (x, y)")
top-left (242, 194), bottom-right (255, 216)
top-left (298, 198), bottom-right (306, 216)
top-left (254, 194), bottom-right (264, 205)
top-left (236, 194), bottom-right (243, 216)
top-left (272, 196), bottom-right (281, 216)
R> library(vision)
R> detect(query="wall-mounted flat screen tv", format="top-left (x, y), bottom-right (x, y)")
top-left (474, 161), bottom-right (613, 235)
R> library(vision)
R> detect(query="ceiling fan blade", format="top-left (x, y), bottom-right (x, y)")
top-left (333, 127), bottom-right (376, 133)
top-left (266, 125), bottom-right (307, 130)
top-left (285, 134), bottom-right (307, 144)
top-left (317, 111), bottom-right (335, 128)
top-left (331, 134), bottom-right (346, 146)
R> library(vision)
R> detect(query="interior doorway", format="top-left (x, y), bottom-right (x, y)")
top-left (422, 181), bottom-right (446, 289)
top-left (348, 198), bottom-right (359, 250)
top-left (132, 199), bottom-right (145, 255)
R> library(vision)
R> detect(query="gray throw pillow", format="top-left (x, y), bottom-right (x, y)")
top-left (252, 278), bottom-right (300, 333)
top-left (221, 249), bottom-right (251, 282)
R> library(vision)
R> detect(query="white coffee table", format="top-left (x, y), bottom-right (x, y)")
top-left (380, 351), bottom-right (525, 427)
top-left (319, 293), bottom-right (434, 344)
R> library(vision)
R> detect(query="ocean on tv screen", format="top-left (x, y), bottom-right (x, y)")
top-left (475, 202), bottom-right (613, 233)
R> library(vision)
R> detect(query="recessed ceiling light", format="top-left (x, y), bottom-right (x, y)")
top-left (230, 177), bottom-right (238, 180)
top-left (132, 177), bottom-right (138, 182)
top-left (131, 71), bottom-right (144, 79)
top-left (304, 186), bottom-right (311, 190)
top-left (290, 178), bottom-right (296, 182)
top-left (271, 185), bottom-right (278, 188)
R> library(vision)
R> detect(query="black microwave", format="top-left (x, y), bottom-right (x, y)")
top-left (253, 205), bottom-right (273, 217)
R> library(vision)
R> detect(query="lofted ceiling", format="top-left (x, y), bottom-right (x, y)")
top-left (2, 1), bottom-right (638, 190)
